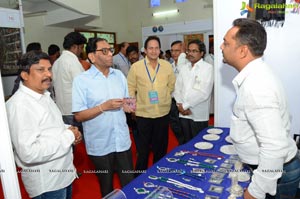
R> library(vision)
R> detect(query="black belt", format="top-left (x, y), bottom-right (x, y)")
top-left (247, 154), bottom-right (298, 171)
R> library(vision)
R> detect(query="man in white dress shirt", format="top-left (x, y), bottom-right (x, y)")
top-left (221, 18), bottom-right (300, 199)
top-left (173, 40), bottom-right (214, 143)
top-left (52, 32), bottom-right (86, 130)
top-left (6, 51), bottom-right (82, 198)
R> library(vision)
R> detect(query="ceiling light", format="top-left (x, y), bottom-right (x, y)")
top-left (152, 9), bottom-right (179, 17)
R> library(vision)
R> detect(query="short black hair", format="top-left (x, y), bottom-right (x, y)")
top-left (18, 51), bottom-right (50, 76)
top-left (86, 37), bottom-right (107, 53)
top-left (144, 36), bottom-right (161, 49)
top-left (188, 39), bottom-right (206, 57)
top-left (85, 37), bottom-right (102, 63)
top-left (126, 45), bottom-right (139, 56)
top-left (171, 40), bottom-right (182, 47)
top-left (26, 42), bottom-right (42, 52)
top-left (63, 32), bottom-right (87, 50)
top-left (48, 44), bottom-right (60, 55)
top-left (233, 18), bottom-right (267, 56)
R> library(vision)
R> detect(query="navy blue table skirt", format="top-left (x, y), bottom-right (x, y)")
top-left (122, 127), bottom-right (250, 199)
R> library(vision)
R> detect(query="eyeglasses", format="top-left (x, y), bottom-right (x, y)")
top-left (95, 48), bottom-right (115, 55)
top-left (186, 49), bottom-right (200, 54)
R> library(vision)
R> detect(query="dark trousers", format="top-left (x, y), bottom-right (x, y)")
top-left (126, 113), bottom-right (140, 150)
top-left (135, 115), bottom-right (169, 172)
top-left (89, 149), bottom-right (134, 197)
top-left (180, 118), bottom-right (208, 144)
top-left (169, 99), bottom-right (184, 145)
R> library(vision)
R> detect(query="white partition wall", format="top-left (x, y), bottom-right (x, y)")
top-left (142, 19), bottom-right (213, 52)
top-left (213, 0), bottom-right (240, 128)
top-left (0, 6), bottom-right (23, 199)
top-left (214, 0), bottom-right (300, 135)
top-left (0, 73), bottom-right (21, 198)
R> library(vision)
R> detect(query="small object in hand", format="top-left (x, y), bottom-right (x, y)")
top-left (125, 97), bottom-right (136, 111)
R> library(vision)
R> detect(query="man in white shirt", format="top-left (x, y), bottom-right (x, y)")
top-left (52, 32), bottom-right (86, 130)
top-left (113, 42), bottom-right (130, 76)
top-left (169, 40), bottom-right (188, 145)
top-left (173, 40), bottom-right (214, 143)
top-left (221, 18), bottom-right (300, 199)
top-left (6, 51), bottom-right (82, 198)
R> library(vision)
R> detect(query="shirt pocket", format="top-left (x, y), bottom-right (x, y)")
top-left (230, 109), bottom-right (251, 143)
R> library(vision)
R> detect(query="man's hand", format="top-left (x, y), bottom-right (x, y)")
top-left (69, 126), bottom-right (82, 145)
top-left (177, 103), bottom-right (192, 115)
top-left (244, 188), bottom-right (256, 199)
top-left (102, 99), bottom-right (124, 111)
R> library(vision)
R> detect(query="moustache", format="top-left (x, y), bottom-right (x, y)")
top-left (42, 78), bottom-right (52, 83)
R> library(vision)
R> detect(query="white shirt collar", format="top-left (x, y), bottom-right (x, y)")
top-left (19, 82), bottom-right (50, 100)
top-left (232, 58), bottom-right (263, 90)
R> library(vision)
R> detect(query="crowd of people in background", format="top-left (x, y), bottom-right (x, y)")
top-left (5, 18), bottom-right (300, 199)
top-left (6, 33), bottom-right (214, 198)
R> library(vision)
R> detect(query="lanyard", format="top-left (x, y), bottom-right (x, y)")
top-left (144, 59), bottom-right (160, 84)
top-left (119, 53), bottom-right (129, 66)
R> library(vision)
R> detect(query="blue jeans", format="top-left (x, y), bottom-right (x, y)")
top-left (32, 184), bottom-right (72, 199)
top-left (266, 153), bottom-right (300, 199)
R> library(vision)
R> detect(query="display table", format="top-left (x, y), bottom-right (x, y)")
top-left (122, 127), bottom-right (250, 199)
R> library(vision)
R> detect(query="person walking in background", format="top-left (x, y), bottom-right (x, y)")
top-left (113, 42), bottom-right (130, 76)
top-left (52, 31), bottom-right (86, 131)
top-left (6, 51), bottom-right (82, 199)
top-left (174, 39), bottom-right (213, 143)
top-left (48, 44), bottom-right (60, 65)
top-left (79, 37), bottom-right (94, 71)
top-left (127, 36), bottom-right (175, 173)
top-left (25, 42), bottom-right (42, 53)
top-left (221, 18), bottom-right (300, 199)
top-left (47, 44), bottom-right (61, 100)
top-left (126, 45), bottom-right (140, 64)
top-left (72, 38), bottom-right (134, 197)
top-left (165, 49), bottom-right (174, 64)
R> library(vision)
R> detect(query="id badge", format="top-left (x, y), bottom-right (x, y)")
top-left (148, 90), bottom-right (159, 104)
top-left (193, 76), bottom-right (201, 90)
